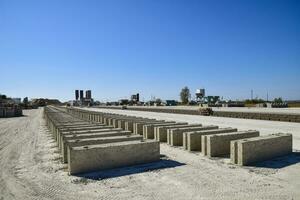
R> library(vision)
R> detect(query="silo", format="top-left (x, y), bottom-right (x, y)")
top-left (75, 90), bottom-right (79, 100)
top-left (86, 90), bottom-right (92, 99)
top-left (80, 90), bottom-right (84, 100)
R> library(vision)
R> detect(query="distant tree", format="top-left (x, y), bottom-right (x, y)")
top-left (0, 94), bottom-right (7, 99)
top-left (274, 97), bottom-right (283, 103)
top-left (180, 86), bottom-right (191, 105)
top-left (245, 99), bottom-right (265, 104)
top-left (155, 98), bottom-right (162, 106)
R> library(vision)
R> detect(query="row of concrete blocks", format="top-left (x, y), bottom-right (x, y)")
top-left (155, 122), bottom-right (292, 165)
top-left (98, 106), bottom-right (300, 123)
top-left (0, 107), bottom-right (23, 118)
top-left (213, 111), bottom-right (300, 123)
top-left (44, 106), bottom-right (160, 175)
top-left (66, 107), bottom-right (293, 166)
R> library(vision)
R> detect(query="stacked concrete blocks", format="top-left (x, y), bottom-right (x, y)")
top-left (44, 106), bottom-right (161, 174)
top-left (53, 106), bottom-right (295, 170)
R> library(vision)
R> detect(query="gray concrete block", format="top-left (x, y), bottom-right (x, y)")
top-left (56, 124), bottom-right (114, 140)
top-left (170, 126), bottom-right (219, 146)
top-left (125, 119), bottom-right (156, 132)
top-left (203, 130), bottom-right (259, 157)
top-left (167, 124), bottom-right (204, 145)
top-left (67, 140), bottom-right (160, 175)
top-left (133, 120), bottom-right (166, 135)
top-left (118, 120), bottom-right (126, 129)
top-left (62, 135), bottom-right (143, 163)
top-left (185, 128), bottom-right (237, 151)
top-left (153, 124), bottom-right (199, 142)
top-left (231, 133), bottom-right (293, 165)
top-left (58, 128), bottom-right (123, 150)
top-left (62, 130), bottom-right (131, 140)
top-left (143, 122), bottom-right (179, 139)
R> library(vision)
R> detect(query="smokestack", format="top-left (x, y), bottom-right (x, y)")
top-left (80, 90), bottom-right (84, 100)
top-left (75, 90), bottom-right (79, 100)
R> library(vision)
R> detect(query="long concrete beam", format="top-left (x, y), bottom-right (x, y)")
top-left (168, 126), bottom-right (221, 146)
top-left (230, 133), bottom-right (292, 165)
top-left (67, 140), bottom-right (160, 175)
top-left (154, 124), bottom-right (201, 142)
top-left (143, 122), bottom-right (180, 139)
top-left (202, 130), bottom-right (259, 157)
top-left (184, 128), bottom-right (238, 151)
top-left (59, 129), bottom-right (128, 151)
top-left (62, 135), bottom-right (143, 163)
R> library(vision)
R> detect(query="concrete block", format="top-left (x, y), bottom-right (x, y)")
top-left (56, 124), bottom-right (110, 137)
top-left (125, 119), bottom-right (155, 132)
top-left (230, 133), bottom-right (292, 165)
top-left (154, 124), bottom-right (199, 142)
top-left (67, 140), bottom-right (160, 175)
top-left (62, 135), bottom-right (143, 163)
top-left (203, 130), bottom-right (259, 157)
top-left (58, 128), bottom-right (123, 150)
top-left (58, 125), bottom-right (114, 132)
top-left (185, 128), bottom-right (237, 151)
top-left (167, 125), bottom-right (207, 145)
top-left (143, 122), bottom-right (179, 139)
top-left (118, 120), bottom-right (126, 129)
top-left (169, 126), bottom-right (220, 146)
top-left (133, 120), bottom-right (166, 135)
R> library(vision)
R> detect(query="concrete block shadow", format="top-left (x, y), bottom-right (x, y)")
top-left (251, 151), bottom-right (300, 169)
top-left (75, 157), bottom-right (185, 180)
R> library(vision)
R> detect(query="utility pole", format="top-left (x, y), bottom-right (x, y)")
top-left (251, 89), bottom-right (253, 100)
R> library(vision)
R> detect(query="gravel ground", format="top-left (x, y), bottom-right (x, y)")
top-left (0, 108), bottom-right (299, 200)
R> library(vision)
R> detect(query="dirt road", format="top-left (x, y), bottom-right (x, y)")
top-left (0, 108), bottom-right (299, 200)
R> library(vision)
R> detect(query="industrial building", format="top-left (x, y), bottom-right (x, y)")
top-left (73, 89), bottom-right (93, 106)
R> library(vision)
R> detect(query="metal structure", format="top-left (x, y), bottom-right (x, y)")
top-left (196, 88), bottom-right (205, 102)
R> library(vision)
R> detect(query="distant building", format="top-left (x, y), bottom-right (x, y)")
top-left (206, 96), bottom-right (220, 104)
top-left (131, 93), bottom-right (139, 104)
top-left (166, 100), bottom-right (178, 106)
top-left (73, 90), bottom-right (93, 106)
top-left (119, 99), bottom-right (129, 105)
top-left (11, 98), bottom-right (21, 104)
top-left (86, 90), bottom-right (92, 100)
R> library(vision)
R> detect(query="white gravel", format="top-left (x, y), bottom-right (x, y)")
top-left (0, 108), bottom-right (299, 200)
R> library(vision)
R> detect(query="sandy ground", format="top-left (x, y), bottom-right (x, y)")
top-left (1, 108), bottom-right (300, 200)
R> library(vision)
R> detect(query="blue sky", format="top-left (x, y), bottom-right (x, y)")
top-left (1, 0), bottom-right (299, 102)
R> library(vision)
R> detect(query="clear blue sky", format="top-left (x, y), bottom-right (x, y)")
top-left (1, 0), bottom-right (299, 102)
